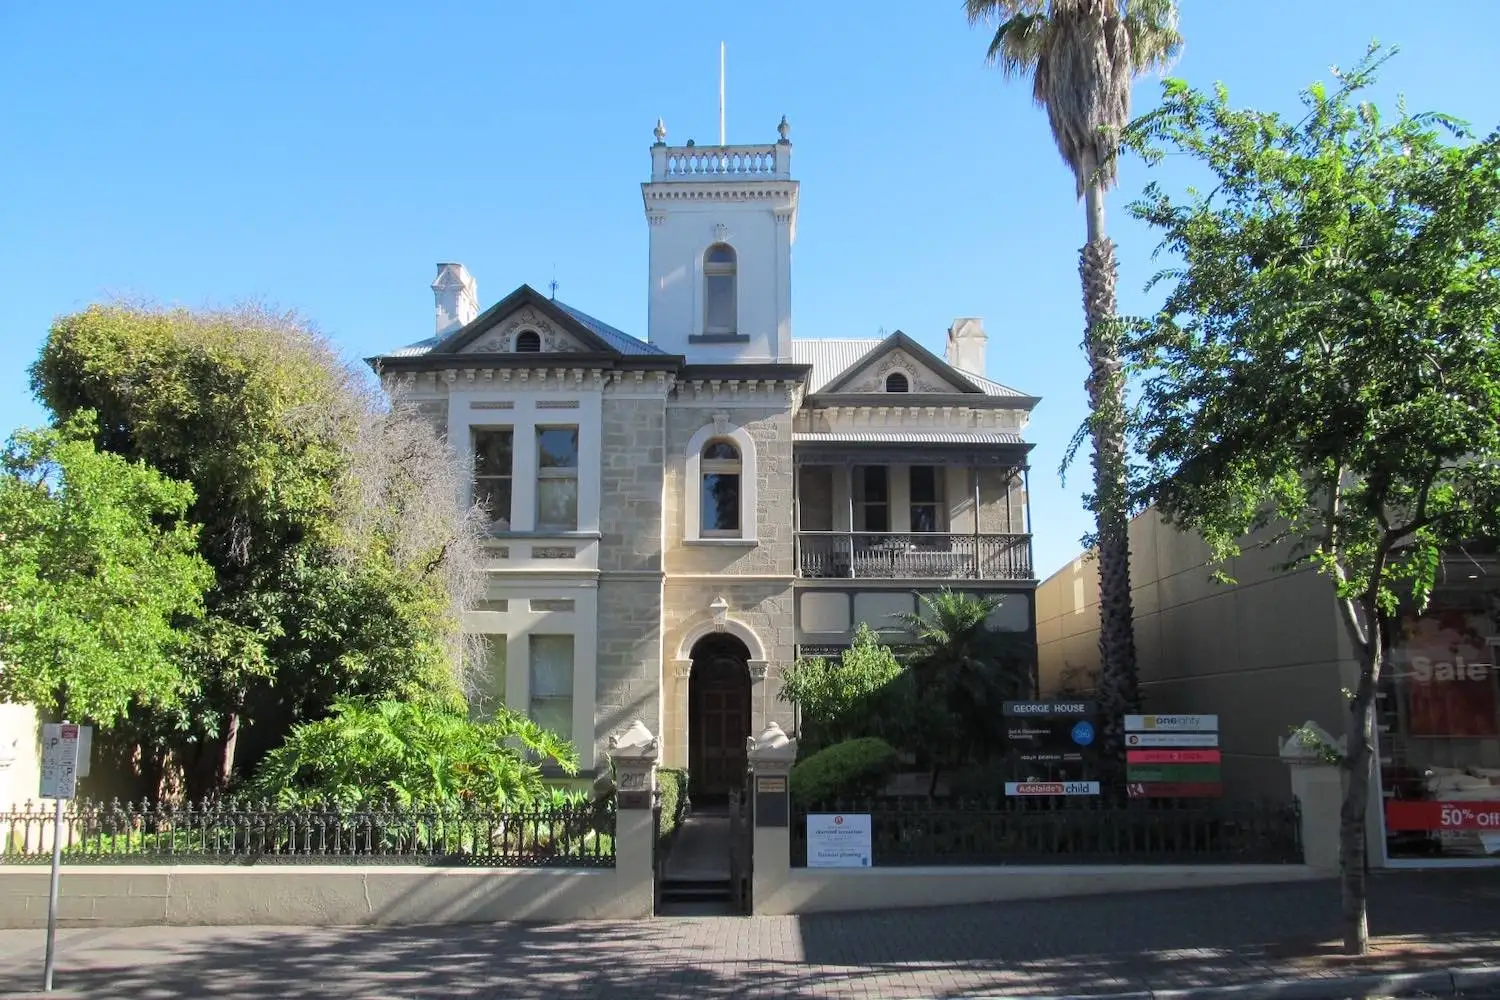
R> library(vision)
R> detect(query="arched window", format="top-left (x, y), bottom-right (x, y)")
top-left (703, 243), bottom-right (737, 335)
top-left (514, 330), bottom-right (542, 352)
top-left (885, 372), bottom-right (910, 393)
top-left (700, 439), bottom-right (742, 536)
top-left (685, 420), bottom-right (757, 543)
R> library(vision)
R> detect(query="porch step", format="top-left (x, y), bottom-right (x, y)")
top-left (660, 877), bottom-right (733, 904)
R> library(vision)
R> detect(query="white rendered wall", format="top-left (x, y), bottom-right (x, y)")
top-left (645, 189), bottom-right (796, 363)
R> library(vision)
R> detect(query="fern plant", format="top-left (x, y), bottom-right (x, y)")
top-left (248, 696), bottom-right (579, 809)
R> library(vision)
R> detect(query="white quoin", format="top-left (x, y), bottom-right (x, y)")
top-left (432, 263), bottom-right (479, 337)
top-left (947, 318), bottom-right (987, 377)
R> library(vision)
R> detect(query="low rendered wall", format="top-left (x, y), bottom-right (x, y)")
top-left (0, 865), bottom-right (646, 928)
top-left (755, 864), bottom-right (1327, 916)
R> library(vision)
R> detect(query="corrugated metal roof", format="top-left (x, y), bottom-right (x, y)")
top-left (795, 430), bottom-right (1026, 445)
top-left (791, 338), bottom-right (1031, 398)
top-left (791, 339), bottom-right (882, 392)
top-left (552, 301), bottom-right (667, 356)
top-left (386, 335), bottom-right (442, 358)
top-left (379, 300), bottom-right (663, 359)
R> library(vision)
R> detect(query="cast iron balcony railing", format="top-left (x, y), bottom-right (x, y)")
top-left (795, 532), bottom-right (1033, 581)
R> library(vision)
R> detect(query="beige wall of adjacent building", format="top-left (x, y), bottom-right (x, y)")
top-left (1, 703), bottom-right (41, 815)
top-left (1036, 508), bottom-right (1357, 800)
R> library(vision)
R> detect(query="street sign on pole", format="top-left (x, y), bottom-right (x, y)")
top-left (40, 721), bottom-right (83, 993)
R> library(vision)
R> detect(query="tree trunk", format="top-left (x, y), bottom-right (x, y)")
top-left (1079, 174), bottom-right (1139, 788)
top-left (1339, 600), bottom-right (1382, 956)
top-left (219, 710), bottom-right (241, 789)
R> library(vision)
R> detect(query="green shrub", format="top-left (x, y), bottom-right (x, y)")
top-left (248, 696), bottom-right (578, 809)
top-left (790, 737), bottom-right (900, 805)
top-left (656, 767), bottom-right (689, 844)
top-left (779, 624), bottom-right (905, 753)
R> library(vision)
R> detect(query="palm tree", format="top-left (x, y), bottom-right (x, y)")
top-left (897, 591), bottom-right (1034, 792)
top-left (963, 0), bottom-right (1182, 779)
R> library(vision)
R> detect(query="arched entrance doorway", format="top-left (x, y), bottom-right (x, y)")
top-left (687, 633), bottom-right (753, 804)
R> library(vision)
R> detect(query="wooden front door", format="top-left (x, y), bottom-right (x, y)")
top-left (688, 645), bottom-right (752, 802)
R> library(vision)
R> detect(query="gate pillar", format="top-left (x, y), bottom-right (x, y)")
top-left (745, 721), bottom-right (798, 914)
top-left (608, 720), bottom-right (660, 917)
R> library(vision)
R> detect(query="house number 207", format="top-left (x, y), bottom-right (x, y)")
top-left (619, 772), bottom-right (646, 790)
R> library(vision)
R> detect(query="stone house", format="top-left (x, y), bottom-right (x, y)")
top-left (369, 121), bottom-right (1042, 800)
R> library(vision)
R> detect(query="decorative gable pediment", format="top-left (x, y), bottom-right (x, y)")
top-left (818, 332), bottom-right (983, 396)
top-left (459, 306), bottom-right (590, 354)
top-left (835, 348), bottom-right (970, 394)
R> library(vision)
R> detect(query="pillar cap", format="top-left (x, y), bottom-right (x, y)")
top-left (608, 720), bottom-right (660, 762)
top-left (1280, 720), bottom-right (1344, 764)
top-left (746, 721), bottom-right (798, 762)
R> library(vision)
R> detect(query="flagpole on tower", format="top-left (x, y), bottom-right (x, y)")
top-left (719, 41), bottom-right (726, 146)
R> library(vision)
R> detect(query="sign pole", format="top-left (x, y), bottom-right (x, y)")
top-left (43, 791), bottom-right (64, 991)
top-left (39, 719), bottom-right (81, 993)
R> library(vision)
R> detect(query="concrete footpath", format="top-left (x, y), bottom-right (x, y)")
top-left (1, 870), bottom-right (1498, 999)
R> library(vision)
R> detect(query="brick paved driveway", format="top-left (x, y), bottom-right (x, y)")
top-left (1, 871), bottom-right (1498, 999)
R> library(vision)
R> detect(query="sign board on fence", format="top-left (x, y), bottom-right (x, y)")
top-left (1126, 732), bottom-right (1219, 748)
top-left (806, 813), bottom-right (872, 868)
top-left (39, 723), bottom-right (82, 800)
top-left (1005, 781), bottom-right (1100, 796)
top-left (1127, 749), bottom-right (1221, 764)
top-left (1125, 714), bottom-right (1219, 732)
top-left (1128, 782), bottom-right (1223, 799)
top-left (1004, 701), bottom-right (1100, 784)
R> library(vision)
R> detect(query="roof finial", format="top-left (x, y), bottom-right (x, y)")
top-left (653, 117), bottom-right (666, 146)
top-left (777, 115), bottom-right (790, 144)
top-left (549, 264), bottom-right (559, 301)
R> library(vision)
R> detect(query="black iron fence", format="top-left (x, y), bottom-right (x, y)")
top-left (790, 797), bottom-right (1301, 867)
top-left (1, 798), bottom-right (615, 867)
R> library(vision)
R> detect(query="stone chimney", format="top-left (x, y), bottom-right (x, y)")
top-left (946, 318), bottom-right (987, 376)
top-left (432, 263), bottom-right (478, 337)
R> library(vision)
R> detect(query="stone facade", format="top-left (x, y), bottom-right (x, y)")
top-left (663, 401), bottom-right (795, 577)
top-left (593, 578), bottom-right (664, 766)
top-left (599, 395), bottom-right (666, 573)
top-left (660, 579), bottom-right (796, 770)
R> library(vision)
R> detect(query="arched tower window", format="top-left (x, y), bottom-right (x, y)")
top-left (703, 243), bottom-right (737, 336)
top-left (700, 440), bottom-right (742, 536)
top-left (885, 372), bottom-right (910, 393)
top-left (514, 330), bottom-right (542, 352)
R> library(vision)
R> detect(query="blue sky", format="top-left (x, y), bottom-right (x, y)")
top-left (2, 2), bottom-right (1496, 579)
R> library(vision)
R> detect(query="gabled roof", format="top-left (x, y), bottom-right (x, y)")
top-left (377, 284), bottom-right (665, 360)
top-left (791, 331), bottom-right (1034, 399)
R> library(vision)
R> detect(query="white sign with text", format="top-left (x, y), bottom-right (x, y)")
top-left (39, 723), bottom-right (82, 800)
top-left (806, 813), bottom-right (873, 868)
top-left (1125, 714), bottom-right (1219, 733)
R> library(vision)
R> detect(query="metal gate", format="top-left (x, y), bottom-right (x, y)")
top-left (727, 771), bottom-right (753, 914)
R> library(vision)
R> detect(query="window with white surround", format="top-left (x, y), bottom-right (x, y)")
top-left (700, 440), bottom-right (742, 536)
top-left (528, 634), bottom-right (574, 742)
top-left (535, 427), bottom-right (579, 530)
top-left (471, 635), bottom-right (507, 719)
top-left (684, 419), bottom-right (758, 543)
top-left (703, 243), bottom-right (737, 335)
top-left (473, 428), bottom-right (513, 529)
top-left (909, 466), bottom-right (944, 532)
top-left (514, 330), bottom-right (542, 352)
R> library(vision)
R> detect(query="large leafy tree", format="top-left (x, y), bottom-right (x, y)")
top-left (963, 0), bottom-right (1183, 777)
top-left (31, 304), bottom-right (484, 798)
top-left (1121, 49), bottom-right (1500, 954)
top-left (0, 415), bottom-right (212, 724)
top-left (780, 624), bottom-right (906, 754)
